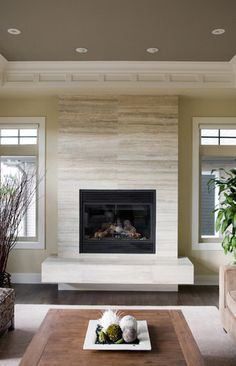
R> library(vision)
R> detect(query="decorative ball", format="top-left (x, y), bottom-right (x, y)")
top-left (98, 330), bottom-right (107, 344)
top-left (120, 315), bottom-right (137, 332)
top-left (123, 327), bottom-right (137, 343)
top-left (107, 324), bottom-right (122, 342)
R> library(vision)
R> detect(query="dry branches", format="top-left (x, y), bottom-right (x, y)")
top-left (0, 171), bottom-right (36, 284)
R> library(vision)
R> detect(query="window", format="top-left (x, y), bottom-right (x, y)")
top-left (0, 128), bottom-right (37, 145)
top-left (201, 128), bottom-right (236, 146)
top-left (192, 117), bottom-right (236, 250)
top-left (0, 117), bottom-right (45, 249)
top-left (200, 169), bottom-right (218, 238)
top-left (1, 156), bottom-right (37, 238)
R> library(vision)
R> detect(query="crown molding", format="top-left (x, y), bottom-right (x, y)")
top-left (230, 55), bottom-right (236, 78)
top-left (0, 54), bottom-right (8, 69)
top-left (0, 54), bottom-right (236, 92)
top-left (0, 55), bottom-right (8, 86)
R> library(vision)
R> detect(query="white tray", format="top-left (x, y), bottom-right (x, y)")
top-left (83, 320), bottom-right (151, 351)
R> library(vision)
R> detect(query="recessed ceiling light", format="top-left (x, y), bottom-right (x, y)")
top-left (146, 48), bottom-right (159, 54)
top-left (211, 28), bottom-right (225, 35)
top-left (7, 28), bottom-right (21, 35)
top-left (75, 47), bottom-right (88, 54)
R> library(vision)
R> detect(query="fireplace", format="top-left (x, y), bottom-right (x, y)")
top-left (79, 190), bottom-right (156, 254)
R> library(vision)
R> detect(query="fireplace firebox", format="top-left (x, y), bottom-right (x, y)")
top-left (79, 190), bottom-right (156, 254)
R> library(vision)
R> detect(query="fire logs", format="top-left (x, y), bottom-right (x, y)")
top-left (93, 220), bottom-right (142, 240)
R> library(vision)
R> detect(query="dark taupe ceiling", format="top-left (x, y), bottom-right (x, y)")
top-left (0, 0), bottom-right (235, 62)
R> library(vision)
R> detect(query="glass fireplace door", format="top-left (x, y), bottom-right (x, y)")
top-left (80, 190), bottom-right (156, 254)
top-left (84, 204), bottom-right (151, 241)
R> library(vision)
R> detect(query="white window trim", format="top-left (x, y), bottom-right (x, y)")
top-left (0, 117), bottom-right (45, 250)
top-left (192, 117), bottom-right (236, 251)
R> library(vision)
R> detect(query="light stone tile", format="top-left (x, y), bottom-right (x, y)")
top-left (59, 164), bottom-right (118, 181)
top-left (58, 95), bottom-right (178, 256)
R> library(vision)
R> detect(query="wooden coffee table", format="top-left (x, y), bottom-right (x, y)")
top-left (20, 309), bottom-right (204, 366)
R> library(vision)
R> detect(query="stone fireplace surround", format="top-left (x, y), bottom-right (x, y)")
top-left (42, 95), bottom-right (193, 290)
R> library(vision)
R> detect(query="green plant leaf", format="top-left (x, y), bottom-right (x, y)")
top-left (222, 235), bottom-right (230, 254)
top-left (216, 211), bottom-right (223, 232)
top-left (219, 185), bottom-right (225, 194)
top-left (221, 219), bottom-right (231, 234)
top-left (223, 246), bottom-right (228, 255)
top-left (233, 213), bottom-right (236, 229)
top-left (225, 207), bottom-right (234, 220)
top-left (232, 236), bottom-right (236, 248)
top-left (228, 197), bottom-right (234, 204)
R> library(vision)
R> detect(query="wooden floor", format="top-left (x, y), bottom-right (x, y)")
top-left (13, 284), bottom-right (219, 307)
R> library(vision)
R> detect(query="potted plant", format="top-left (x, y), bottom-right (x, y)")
top-left (0, 171), bottom-right (36, 287)
top-left (209, 168), bottom-right (236, 263)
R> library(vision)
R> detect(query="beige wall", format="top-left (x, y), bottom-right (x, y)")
top-left (179, 96), bottom-right (236, 275)
top-left (1, 94), bottom-right (236, 276)
top-left (0, 96), bottom-right (58, 273)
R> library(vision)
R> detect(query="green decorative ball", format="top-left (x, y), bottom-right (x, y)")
top-left (98, 330), bottom-right (107, 344)
top-left (106, 324), bottom-right (122, 342)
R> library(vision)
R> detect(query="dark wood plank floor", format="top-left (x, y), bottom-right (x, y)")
top-left (13, 284), bottom-right (219, 307)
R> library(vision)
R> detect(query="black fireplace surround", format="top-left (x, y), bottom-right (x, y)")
top-left (79, 190), bottom-right (156, 254)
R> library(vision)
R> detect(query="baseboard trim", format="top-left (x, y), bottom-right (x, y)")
top-left (58, 283), bottom-right (179, 292)
top-left (11, 273), bottom-right (41, 284)
top-left (194, 275), bottom-right (219, 286)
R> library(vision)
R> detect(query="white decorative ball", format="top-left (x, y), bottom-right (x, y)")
top-left (119, 315), bottom-right (137, 332)
top-left (123, 327), bottom-right (137, 343)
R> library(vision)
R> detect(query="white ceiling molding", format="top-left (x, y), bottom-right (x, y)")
top-left (0, 54), bottom-right (236, 92)
top-left (0, 54), bottom-right (8, 86)
top-left (229, 55), bottom-right (236, 79)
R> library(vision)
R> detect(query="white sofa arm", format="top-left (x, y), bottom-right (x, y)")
top-left (219, 265), bottom-right (236, 310)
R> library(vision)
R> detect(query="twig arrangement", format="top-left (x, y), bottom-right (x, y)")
top-left (0, 171), bottom-right (36, 287)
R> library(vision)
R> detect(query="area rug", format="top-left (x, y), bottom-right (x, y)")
top-left (0, 305), bottom-right (236, 365)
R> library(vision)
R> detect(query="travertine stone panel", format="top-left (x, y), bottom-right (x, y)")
top-left (58, 95), bottom-right (178, 257)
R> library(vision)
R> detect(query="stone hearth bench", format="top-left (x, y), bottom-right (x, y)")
top-left (42, 256), bottom-right (194, 291)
